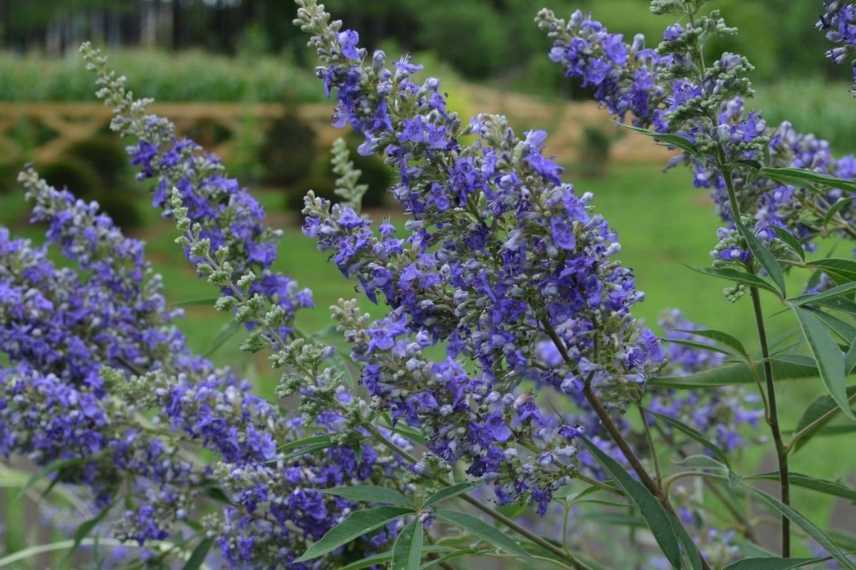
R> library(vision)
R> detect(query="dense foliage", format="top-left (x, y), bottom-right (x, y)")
top-left (1, 1), bottom-right (856, 569)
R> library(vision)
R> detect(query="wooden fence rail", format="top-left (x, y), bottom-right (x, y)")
top-left (0, 99), bottom-right (671, 166)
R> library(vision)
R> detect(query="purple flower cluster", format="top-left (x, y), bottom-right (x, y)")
top-left (82, 44), bottom-right (313, 339)
top-left (296, 0), bottom-right (665, 511)
top-left (819, 1), bottom-right (856, 90)
top-left (539, 8), bottom-right (856, 261)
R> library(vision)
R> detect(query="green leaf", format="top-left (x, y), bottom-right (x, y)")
top-left (279, 434), bottom-right (333, 455)
top-left (791, 306), bottom-right (855, 420)
top-left (63, 506), bottom-right (111, 566)
top-left (295, 507), bottom-right (413, 562)
top-left (173, 297), bottom-right (219, 308)
top-left (737, 224), bottom-right (786, 296)
top-left (822, 197), bottom-right (854, 228)
top-left (434, 509), bottom-right (530, 559)
top-left (204, 320), bottom-right (241, 357)
top-left (744, 485), bottom-right (855, 570)
top-left (848, 338), bottom-right (856, 374)
top-left (724, 557), bottom-right (827, 570)
top-left (692, 266), bottom-right (781, 296)
top-left (422, 482), bottom-right (478, 509)
top-left (749, 472), bottom-right (856, 502)
top-left (17, 455), bottom-right (89, 499)
top-left (662, 337), bottom-right (732, 357)
top-left (812, 310), bottom-right (856, 344)
top-left (790, 282), bottom-right (856, 308)
top-left (391, 520), bottom-right (423, 570)
top-left (647, 410), bottom-right (730, 467)
top-left (183, 538), bottom-right (214, 570)
top-left (759, 166), bottom-right (856, 193)
top-left (790, 386), bottom-right (856, 453)
top-left (580, 438), bottom-right (686, 569)
top-left (624, 125), bottom-right (698, 155)
top-left (808, 258), bottom-right (856, 282)
top-left (675, 328), bottom-right (750, 361)
top-left (773, 227), bottom-right (805, 262)
top-left (323, 485), bottom-right (412, 508)
top-left (338, 547), bottom-right (453, 570)
top-left (649, 356), bottom-right (822, 389)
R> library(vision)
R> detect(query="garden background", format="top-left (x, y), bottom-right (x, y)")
top-left (0, 0), bottom-right (854, 561)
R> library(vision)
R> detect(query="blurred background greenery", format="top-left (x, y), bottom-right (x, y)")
top-left (0, 0), bottom-right (855, 559)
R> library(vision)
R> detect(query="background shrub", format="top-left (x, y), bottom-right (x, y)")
top-left (261, 111), bottom-right (318, 187)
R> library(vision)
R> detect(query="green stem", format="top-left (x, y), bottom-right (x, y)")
top-left (363, 424), bottom-right (585, 569)
top-left (750, 286), bottom-right (791, 557)
top-left (540, 319), bottom-right (713, 570)
top-left (638, 405), bottom-right (663, 488)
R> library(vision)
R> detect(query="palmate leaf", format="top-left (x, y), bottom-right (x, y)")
top-left (647, 410), bottom-right (730, 466)
top-left (724, 557), bottom-right (827, 570)
top-left (580, 437), bottom-right (701, 570)
top-left (63, 505), bottom-right (112, 566)
top-left (848, 338), bottom-right (856, 373)
top-left (295, 507), bottom-right (413, 562)
top-left (791, 306), bottom-right (855, 421)
top-left (790, 386), bottom-right (856, 453)
top-left (822, 196), bottom-right (853, 228)
top-left (323, 485), bottom-right (413, 508)
top-left (662, 337), bottom-right (732, 357)
top-left (391, 520), bottom-right (423, 570)
top-left (434, 509), bottom-right (530, 559)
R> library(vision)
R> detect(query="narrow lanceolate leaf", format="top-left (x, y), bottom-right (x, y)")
top-left (791, 306), bottom-right (855, 420)
top-left (692, 267), bottom-right (781, 296)
top-left (624, 125), bottom-right (698, 156)
top-left (647, 410), bottom-right (730, 467)
top-left (662, 338), bottom-right (732, 357)
top-left (675, 328), bottom-right (750, 361)
top-left (724, 557), bottom-right (828, 570)
top-left (323, 485), bottom-right (412, 508)
top-left (391, 520), bottom-right (423, 570)
top-left (183, 538), bottom-right (214, 570)
top-left (790, 386), bottom-right (856, 453)
top-left (737, 224), bottom-right (786, 296)
top-left (338, 547), bottom-right (454, 570)
top-left (759, 166), bottom-right (856, 193)
top-left (580, 438), bottom-right (686, 569)
top-left (64, 506), bottom-right (111, 563)
top-left (434, 510), bottom-right (530, 559)
top-left (823, 196), bottom-right (853, 228)
top-left (773, 227), bottom-right (806, 261)
top-left (649, 356), bottom-right (822, 389)
top-left (279, 434), bottom-right (333, 455)
top-left (812, 310), bottom-right (856, 344)
top-left (749, 472), bottom-right (856, 502)
top-left (295, 507), bottom-right (413, 562)
top-left (790, 282), bottom-right (856, 308)
top-left (847, 338), bottom-right (856, 374)
top-left (204, 320), bottom-right (241, 357)
top-left (422, 482), bottom-right (478, 509)
top-left (745, 485), bottom-right (856, 570)
top-left (808, 258), bottom-right (856, 282)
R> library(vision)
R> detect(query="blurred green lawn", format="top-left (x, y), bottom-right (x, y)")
top-left (1, 161), bottom-right (852, 548)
